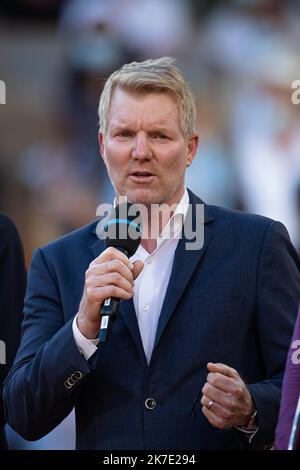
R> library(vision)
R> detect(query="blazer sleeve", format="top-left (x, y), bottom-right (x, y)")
top-left (3, 247), bottom-right (96, 441)
top-left (248, 221), bottom-right (300, 448)
top-left (275, 307), bottom-right (300, 449)
top-left (0, 215), bottom-right (26, 433)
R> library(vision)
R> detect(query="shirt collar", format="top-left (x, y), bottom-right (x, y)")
top-left (158, 187), bottom-right (189, 243)
top-left (112, 187), bottom-right (190, 251)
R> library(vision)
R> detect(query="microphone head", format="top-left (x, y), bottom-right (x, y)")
top-left (103, 202), bottom-right (142, 256)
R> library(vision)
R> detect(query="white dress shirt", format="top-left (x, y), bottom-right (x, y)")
top-left (72, 188), bottom-right (189, 363)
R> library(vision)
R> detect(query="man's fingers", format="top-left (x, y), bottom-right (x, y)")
top-left (206, 372), bottom-right (236, 394)
top-left (94, 246), bottom-right (134, 272)
top-left (207, 362), bottom-right (239, 379)
top-left (87, 272), bottom-right (133, 295)
top-left (132, 260), bottom-right (144, 280)
top-left (201, 396), bottom-right (232, 421)
top-left (201, 403), bottom-right (231, 430)
top-left (96, 286), bottom-right (132, 302)
top-left (202, 383), bottom-right (235, 411)
top-left (88, 259), bottom-right (134, 283)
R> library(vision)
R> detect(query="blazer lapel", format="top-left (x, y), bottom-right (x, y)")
top-left (91, 236), bottom-right (105, 259)
top-left (152, 192), bottom-right (215, 356)
top-left (119, 299), bottom-right (147, 364)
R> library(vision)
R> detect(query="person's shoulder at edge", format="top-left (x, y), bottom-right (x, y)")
top-left (0, 212), bottom-right (24, 250)
top-left (0, 212), bottom-right (19, 233)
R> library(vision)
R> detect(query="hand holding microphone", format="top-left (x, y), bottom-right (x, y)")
top-left (77, 203), bottom-right (143, 340)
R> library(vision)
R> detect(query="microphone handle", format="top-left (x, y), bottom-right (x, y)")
top-left (99, 296), bottom-right (121, 343)
top-left (99, 246), bottom-right (130, 343)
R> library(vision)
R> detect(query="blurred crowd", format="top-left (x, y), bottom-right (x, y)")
top-left (0, 0), bottom-right (300, 449)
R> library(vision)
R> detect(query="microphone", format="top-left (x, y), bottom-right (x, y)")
top-left (99, 202), bottom-right (142, 343)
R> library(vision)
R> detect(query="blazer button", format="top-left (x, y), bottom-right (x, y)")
top-left (64, 378), bottom-right (73, 389)
top-left (71, 371), bottom-right (83, 382)
top-left (145, 398), bottom-right (156, 410)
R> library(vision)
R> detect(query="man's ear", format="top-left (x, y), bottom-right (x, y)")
top-left (98, 132), bottom-right (106, 164)
top-left (186, 134), bottom-right (199, 167)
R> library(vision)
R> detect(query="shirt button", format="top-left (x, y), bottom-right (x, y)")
top-left (146, 258), bottom-right (152, 265)
top-left (143, 305), bottom-right (149, 311)
top-left (145, 398), bottom-right (157, 410)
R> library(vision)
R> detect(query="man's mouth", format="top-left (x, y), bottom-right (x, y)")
top-left (131, 171), bottom-right (154, 176)
top-left (129, 172), bottom-right (155, 183)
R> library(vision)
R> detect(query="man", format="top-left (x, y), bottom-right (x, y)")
top-left (0, 214), bottom-right (26, 448)
top-left (4, 57), bottom-right (300, 450)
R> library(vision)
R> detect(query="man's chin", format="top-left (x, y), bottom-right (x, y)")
top-left (124, 189), bottom-right (161, 206)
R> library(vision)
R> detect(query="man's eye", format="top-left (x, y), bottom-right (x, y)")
top-left (153, 134), bottom-right (169, 139)
top-left (117, 131), bottom-right (131, 137)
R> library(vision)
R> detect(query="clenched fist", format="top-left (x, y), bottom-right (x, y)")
top-left (201, 362), bottom-right (255, 429)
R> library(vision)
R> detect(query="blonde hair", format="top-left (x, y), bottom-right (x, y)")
top-left (98, 57), bottom-right (197, 140)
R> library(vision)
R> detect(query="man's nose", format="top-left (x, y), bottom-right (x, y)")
top-left (132, 133), bottom-right (152, 160)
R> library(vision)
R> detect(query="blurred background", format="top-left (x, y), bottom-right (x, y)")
top-left (0, 0), bottom-right (300, 449)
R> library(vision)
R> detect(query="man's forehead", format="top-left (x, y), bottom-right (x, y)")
top-left (108, 88), bottom-right (180, 127)
top-left (109, 113), bottom-right (176, 128)
top-left (110, 87), bottom-right (178, 109)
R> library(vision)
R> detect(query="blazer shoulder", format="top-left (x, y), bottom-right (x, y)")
top-left (208, 204), bottom-right (276, 230)
top-left (188, 190), bottom-right (276, 233)
top-left (207, 205), bottom-right (296, 255)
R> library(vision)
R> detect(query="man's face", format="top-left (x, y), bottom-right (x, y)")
top-left (99, 88), bottom-right (198, 206)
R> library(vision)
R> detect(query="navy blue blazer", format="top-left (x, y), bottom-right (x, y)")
top-left (3, 191), bottom-right (300, 449)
